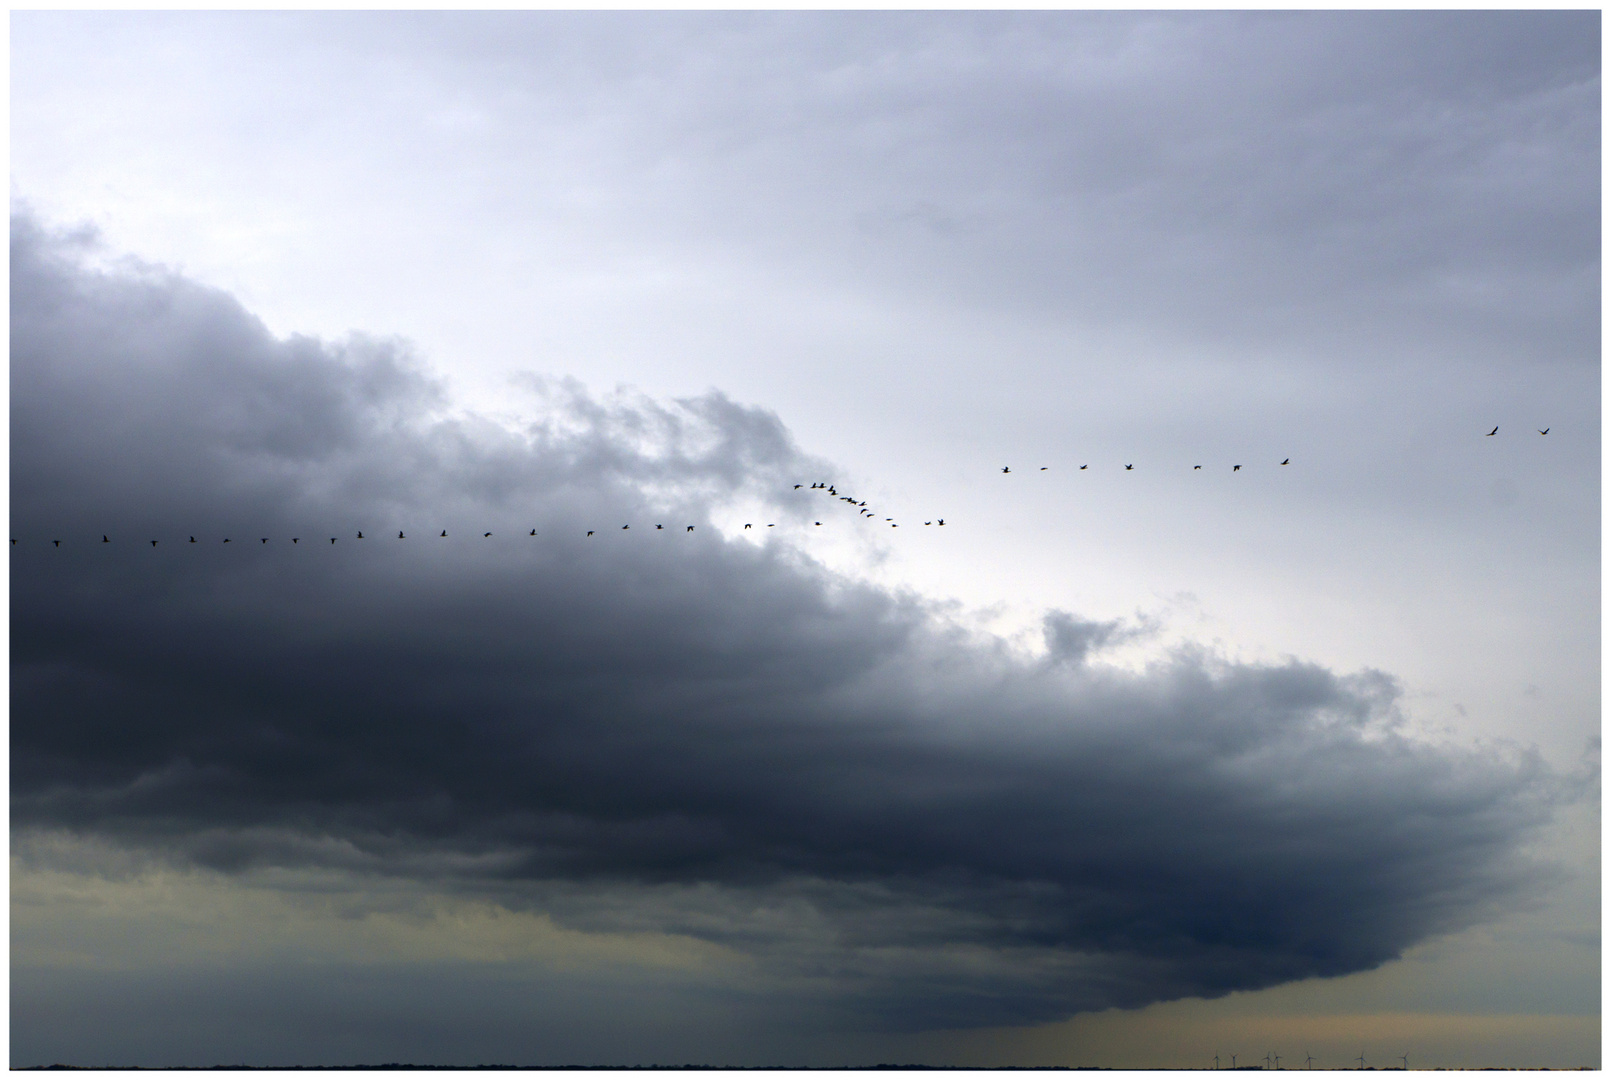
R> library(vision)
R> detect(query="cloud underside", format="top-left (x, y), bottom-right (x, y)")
top-left (10, 213), bottom-right (1557, 1031)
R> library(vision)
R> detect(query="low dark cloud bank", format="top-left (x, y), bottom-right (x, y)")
top-left (11, 213), bottom-right (1564, 1032)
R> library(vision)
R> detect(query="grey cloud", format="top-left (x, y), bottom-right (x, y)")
top-left (347, 10), bottom-right (1595, 357)
top-left (11, 213), bottom-right (1565, 1035)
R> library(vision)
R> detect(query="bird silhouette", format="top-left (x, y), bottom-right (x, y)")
top-left (1487, 426), bottom-right (1499, 436)
top-left (103, 535), bottom-right (109, 543)
top-left (1280, 458), bottom-right (1290, 465)
top-left (622, 525), bottom-right (629, 530)
top-left (484, 532), bottom-right (492, 538)
top-left (397, 532), bottom-right (404, 539)
top-left (530, 529), bottom-right (537, 535)
top-left (1002, 466), bottom-right (1010, 473)
top-left (687, 526), bottom-right (694, 532)
top-left (292, 538), bottom-right (299, 544)
top-left (1079, 464), bottom-right (1088, 470)
top-left (224, 538), bottom-right (231, 543)
top-left (1040, 466), bottom-right (1048, 471)
top-left (1233, 465), bottom-right (1242, 471)
top-left (52, 540), bottom-right (59, 547)
top-left (655, 524), bottom-right (663, 530)
top-left (190, 537), bottom-right (196, 543)
top-left (261, 538), bottom-right (268, 544)
top-left (768, 524), bottom-right (775, 527)
top-left (440, 530), bottom-right (447, 537)
top-left (937, 519), bottom-right (945, 525)
top-left (794, 484), bottom-right (802, 489)
top-left (330, 538), bottom-right (337, 544)
top-left (744, 524), bottom-right (752, 529)
top-left (815, 521), bottom-right (822, 526)
top-left (1539, 428), bottom-right (1550, 435)
top-left (1194, 465), bottom-right (1202, 470)
top-left (357, 532), bottom-right (364, 539)
top-left (586, 531), bottom-right (594, 536)
top-left (150, 540), bottom-right (157, 547)
top-left (924, 521), bottom-right (932, 525)
top-left (1125, 464), bottom-right (1133, 470)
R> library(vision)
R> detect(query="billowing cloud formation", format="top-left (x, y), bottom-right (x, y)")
top-left (11, 213), bottom-right (1562, 1032)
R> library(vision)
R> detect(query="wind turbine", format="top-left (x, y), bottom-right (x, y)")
top-left (1213, 1054), bottom-right (1220, 1070)
top-left (1398, 1053), bottom-right (1408, 1070)
top-left (1274, 1054), bottom-right (1282, 1070)
top-left (1304, 1053), bottom-right (1315, 1070)
top-left (1231, 1055), bottom-right (1237, 1069)
top-left (1264, 1053), bottom-right (1273, 1070)
top-left (1356, 1051), bottom-right (1366, 1070)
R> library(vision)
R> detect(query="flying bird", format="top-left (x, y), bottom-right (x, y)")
top-left (397, 532), bottom-right (404, 539)
top-left (261, 538), bottom-right (268, 544)
top-left (1040, 466), bottom-right (1048, 471)
top-left (744, 523), bottom-right (752, 529)
top-left (224, 538), bottom-right (231, 543)
top-left (484, 532), bottom-right (492, 538)
top-left (1486, 426), bottom-right (1499, 436)
top-left (1002, 466), bottom-right (1010, 473)
top-left (1280, 458), bottom-right (1290, 465)
top-left (1539, 428), bottom-right (1550, 435)
top-left (357, 532), bottom-right (364, 539)
top-left (189, 537), bottom-right (196, 543)
top-left (103, 535), bottom-right (109, 543)
top-left (1125, 464), bottom-right (1133, 470)
top-left (815, 521), bottom-right (822, 526)
top-left (924, 521), bottom-right (932, 525)
top-left (530, 529), bottom-right (537, 535)
top-left (52, 540), bottom-right (59, 547)
top-left (937, 519), bottom-right (945, 525)
top-left (794, 484), bottom-right (802, 489)
top-left (330, 538), bottom-right (337, 544)
top-left (440, 530), bottom-right (447, 537)
top-left (1194, 465), bottom-right (1202, 469)
top-left (587, 531), bottom-right (594, 536)
top-left (1233, 465), bottom-right (1242, 471)
top-left (149, 540), bottom-right (157, 547)
top-left (622, 525), bottom-right (629, 530)
top-left (655, 524), bottom-right (662, 530)
top-left (292, 538), bottom-right (299, 544)
top-left (687, 526), bottom-right (694, 532)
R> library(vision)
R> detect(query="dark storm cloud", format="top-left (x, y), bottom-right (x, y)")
top-left (11, 213), bottom-right (1564, 1029)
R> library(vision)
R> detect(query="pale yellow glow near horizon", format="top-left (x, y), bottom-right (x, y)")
top-left (918, 1006), bottom-right (1597, 1071)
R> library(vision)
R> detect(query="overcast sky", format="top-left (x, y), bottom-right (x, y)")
top-left (9, 11), bottom-right (1600, 1069)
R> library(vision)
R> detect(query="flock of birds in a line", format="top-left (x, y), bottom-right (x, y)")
top-left (11, 427), bottom-right (1551, 548)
